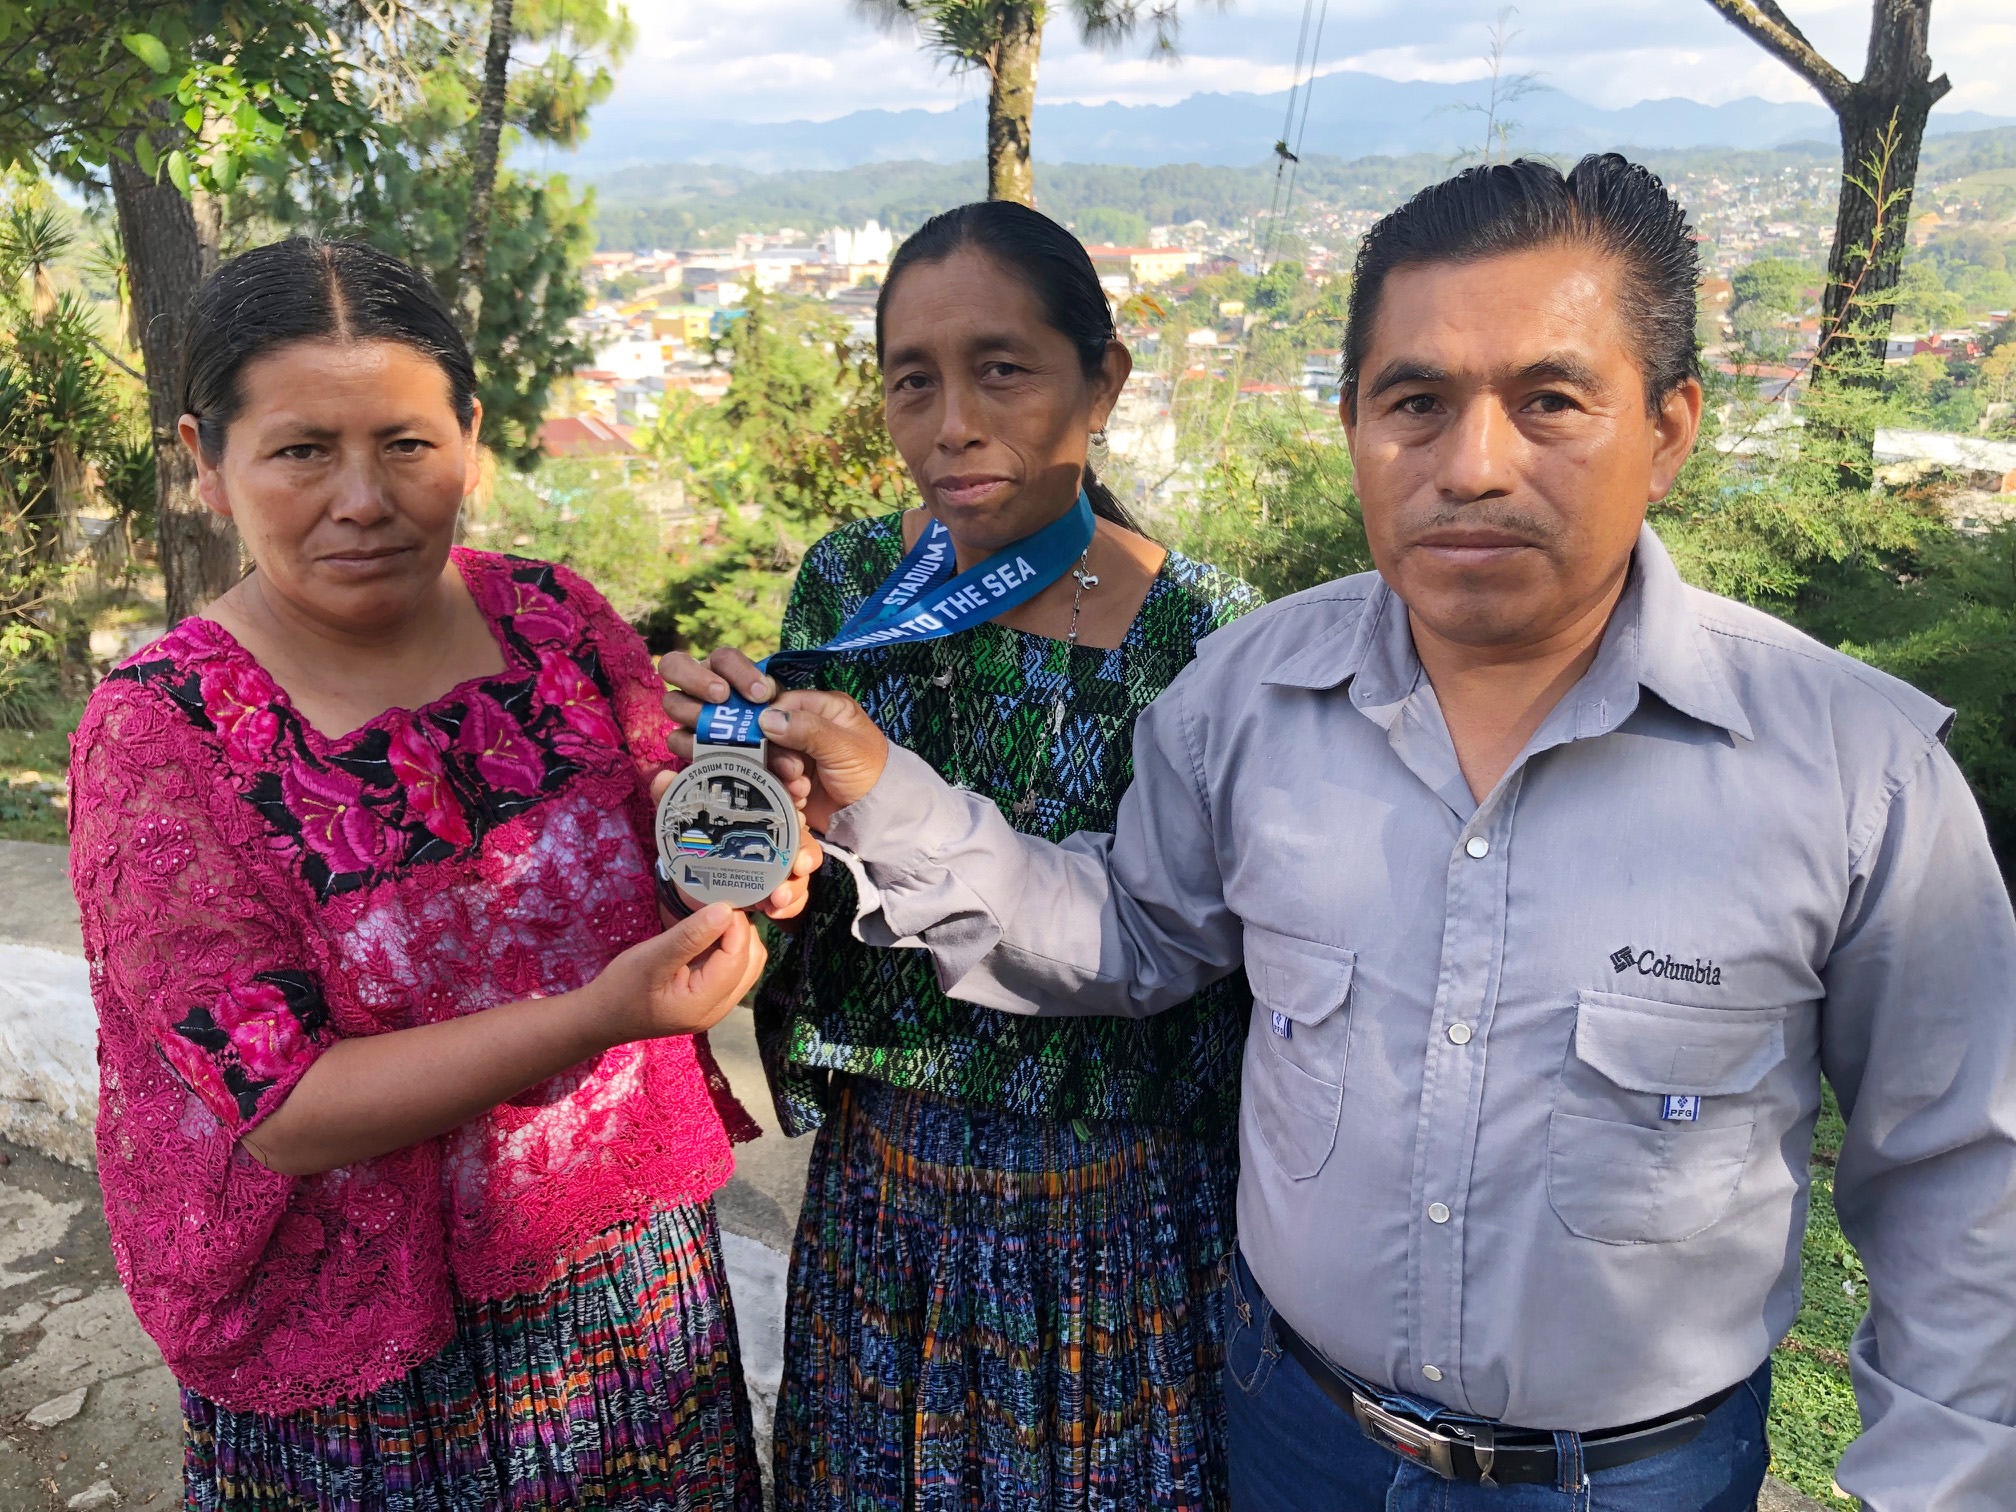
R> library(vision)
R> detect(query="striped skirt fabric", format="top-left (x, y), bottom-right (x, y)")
top-left (181, 1201), bottom-right (762, 1512)
top-left (773, 1077), bottom-right (1239, 1512)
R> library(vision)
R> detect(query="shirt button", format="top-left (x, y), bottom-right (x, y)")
top-left (1428, 1202), bottom-right (1451, 1224)
top-left (1422, 1364), bottom-right (1444, 1383)
top-left (1465, 836), bottom-right (1490, 859)
top-left (1448, 1023), bottom-right (1473, 1045)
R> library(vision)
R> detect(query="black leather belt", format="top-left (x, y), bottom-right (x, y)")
top-left (1270, 1314), bottom-right (1735, 1487)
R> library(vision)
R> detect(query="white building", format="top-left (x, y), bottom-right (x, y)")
top-left (595, 336), bottom-right (671, 382)
top-left (824, 220), bottom-right (896, 267)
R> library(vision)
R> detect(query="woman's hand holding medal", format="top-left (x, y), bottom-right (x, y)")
top-left (659, 646), bottom-right (890, 861)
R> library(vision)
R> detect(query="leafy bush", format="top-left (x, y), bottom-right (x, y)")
top-left (1793, 522), bottom-right (2016, 881)
top-left (636, 290), bottom-right (908, 655)
top-left (0, 630), bottom-right (63, 730)
top-left (481, 456), bottom-right (678, 621)
top-left (1172, 403), bottom-right (1370, 600)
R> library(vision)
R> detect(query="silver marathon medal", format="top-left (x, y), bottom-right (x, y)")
top-left (655, 706), bottom-right (799, 910)
top-left (657, 492), bottom-right (1100, 911)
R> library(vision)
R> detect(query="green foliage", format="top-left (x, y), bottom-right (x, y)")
top-left (1728, 256), bottom-right (1823, 362)
top-left (857, 1), bottom-right (1191, 74)
top-left (1654, 375), bottom-right (1930, 604)
top-left (0, 2), bottom-right (372, 195)
top-left (1911, 226), bottom-right (2016, 317)
top-left (0, 701), bottom-right (77, 842)
top-left (1790, 523), bottom-right (2016, 881)
top-left (1767, 1087), bottom-right (1860, 1508)
top-left (0, 185), bottom-right (140, 693)
top-left (1883, 351), bottom-right (1984, 432)
top-left (1174, 404), bottom-right (1369, 601)
top-left (1889, 260), bottom-right (1966, 334)
top-left (238, 0), bottom-right (625, 466)
top-left (483, 458), bottom-right (677, 621)
top-left (637, 292), bottom-right (908, 654)
top-left (0, 629), bottom-right (64, 732)
top-left (1071, 205), bottom-right (1150, 245)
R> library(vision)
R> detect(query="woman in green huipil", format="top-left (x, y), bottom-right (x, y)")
top-left (661, 201), bottom-right (1259, 1511)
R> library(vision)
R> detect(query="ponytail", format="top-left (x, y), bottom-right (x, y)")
top-left (1083, 465), bottom-right (1144, 535)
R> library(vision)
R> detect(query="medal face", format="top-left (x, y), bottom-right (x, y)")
top-left (654, 751), bottom-right (800, 909)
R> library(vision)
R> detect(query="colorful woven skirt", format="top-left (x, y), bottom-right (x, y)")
top-left (773, 1077), bottom-right (1238, 1512)
top-left (180, 1200), bottom-right (762, 1512)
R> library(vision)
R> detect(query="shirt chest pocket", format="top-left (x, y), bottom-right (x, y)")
top-left (1548, 990), bottom-right (1788, 1245)
top-left (1242, 926), bottom-right (1356, 1181)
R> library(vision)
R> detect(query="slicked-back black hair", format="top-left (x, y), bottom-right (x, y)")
top-left (878, 201), bottom-right (1142, 533)
top-left (1343, 154), bottom-right (1701, 416)
top-left (181, 237), bottom-right (478, 461)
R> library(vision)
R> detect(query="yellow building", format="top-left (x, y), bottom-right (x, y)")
top-left (652, 305), bottom-right (714, 346)
top-left (1083, 246), bottom-right (1201, 290)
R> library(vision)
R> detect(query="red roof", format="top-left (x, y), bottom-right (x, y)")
top-left (538, 415), bottom-right (638, 458)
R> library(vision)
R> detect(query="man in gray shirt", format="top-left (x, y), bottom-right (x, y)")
top-left (672, 156), bottom-right (2016, 1510)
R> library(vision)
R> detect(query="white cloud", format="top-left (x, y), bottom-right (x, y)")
top-left (606, 0), bottom-right (2014, 124)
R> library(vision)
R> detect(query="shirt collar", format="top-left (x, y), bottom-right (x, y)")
top-left (1262, 525), bottom-right (1753, 742)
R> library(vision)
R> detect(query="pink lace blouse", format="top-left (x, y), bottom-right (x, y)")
top-left (68, 550), bottom-right (756, 1415)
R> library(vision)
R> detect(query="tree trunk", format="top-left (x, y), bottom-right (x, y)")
top-left (1817, 90), bottom-right (1938, 382)
top-left (110, 116), bottom-right (238, 625)
top-left (1803, 0), bottom-right (1948, 488)
top-left (454, 0), bottom-right (516, 333)
top-left (986, 5), bottom-right (1042, 207)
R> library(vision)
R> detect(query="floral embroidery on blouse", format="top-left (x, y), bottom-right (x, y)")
top-left (69, 548), bottom-right (749, 1415)
top-left (164, 970), bottom-right (333, 1129)
top-left (108, 561), bottom-right (618, 902)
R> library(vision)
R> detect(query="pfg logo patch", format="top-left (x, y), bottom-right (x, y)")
top-left (1661, 1095), bottom-right (1701, 1123)
top-left (1270, 1011), bottom-right (1292, 1040)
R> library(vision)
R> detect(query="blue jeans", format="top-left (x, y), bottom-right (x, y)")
top-left (1224, 1253), bottom-right (1770, 1511)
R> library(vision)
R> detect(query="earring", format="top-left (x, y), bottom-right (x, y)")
top-left (1087, 428), bottom-right (1110, 468)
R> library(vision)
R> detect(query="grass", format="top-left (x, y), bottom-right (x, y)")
top-left (1768, 1087), bottom-right (1864, 1507)
top-left (0, 705), bottom-right (78, 845)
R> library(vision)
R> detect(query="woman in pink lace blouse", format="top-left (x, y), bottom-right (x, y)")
top-left (67, 239), bottom-right (806, 1511)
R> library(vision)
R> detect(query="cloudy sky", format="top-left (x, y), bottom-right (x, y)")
top-left (614, 0), bottom-right (2011, 123)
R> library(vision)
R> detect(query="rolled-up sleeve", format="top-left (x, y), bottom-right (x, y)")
top-left (827, 669), bottom-right (1246, 1018)
top-left (1824, 740), bottom-right (2016, 1511)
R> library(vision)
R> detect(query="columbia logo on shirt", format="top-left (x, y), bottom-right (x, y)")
top-left (1610, 944), bottom-right (1724, 987)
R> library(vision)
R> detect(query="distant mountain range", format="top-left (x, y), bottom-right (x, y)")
top-left (562, 70), bottom-right (2011, 175)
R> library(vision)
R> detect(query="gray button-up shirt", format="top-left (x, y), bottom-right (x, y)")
top-left (829, 526), bottom-right (2016, 1510)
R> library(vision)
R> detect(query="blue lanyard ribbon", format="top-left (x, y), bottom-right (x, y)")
top-left (695, 492), bottom-right (1097, 750)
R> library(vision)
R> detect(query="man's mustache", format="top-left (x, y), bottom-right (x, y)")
top-left (1406, 507), bottom-right (1559, 547)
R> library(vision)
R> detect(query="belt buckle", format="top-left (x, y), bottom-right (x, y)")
top-left (1349, 1393), bottom-right (1457, 1479)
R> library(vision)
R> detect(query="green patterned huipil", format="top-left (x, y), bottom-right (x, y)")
top-left (757, 512), bottom-right (1262, 1138)
top-left (761, 511), bottom-right (1264, 1512)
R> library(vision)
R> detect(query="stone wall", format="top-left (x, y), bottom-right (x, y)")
top-left (0, 842), bottom-right (94, 1168)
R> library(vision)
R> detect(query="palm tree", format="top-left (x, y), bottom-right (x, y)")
top-left (856, 1), bottom-right (1220, 207)
top-left (0, 206), bottom-right (102, 564)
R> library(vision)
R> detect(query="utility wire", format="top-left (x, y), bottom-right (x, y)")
top-left (1273, 0), bottom-right (1329, 272)
top-left (1261, 0), bottom-right (1316, 270)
